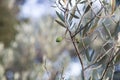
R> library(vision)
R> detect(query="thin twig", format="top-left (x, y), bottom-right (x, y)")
top-left (63, 1), bottom-right (85, 80)
top-left (69, 31), bottom-right (85, 80)
top-left (72, 6), bottom-right (103, 38)
top-left (100, 49), bottom-right (120, 80)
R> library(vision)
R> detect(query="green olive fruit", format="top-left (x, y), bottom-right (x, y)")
top-left (56, 36), bottom-right (63, 42)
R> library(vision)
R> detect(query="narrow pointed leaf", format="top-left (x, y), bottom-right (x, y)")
top-left (111, 0), bottom-right (116, 14)
top-left (69, 0), bottom-right (72, 6)
top-left (85, 47), bottom-right (95, 61)
top-left (102, 23), bottom-right (112, 39)
top-left (87, 17), bottom-right (101, 35)
top-left (56, 11), bottom-right (65, 22)
top-left (55, 20), bottom-right (66, 28)
top-left (84, 2), bottom-right (92, 14)
top-left (70, 13), bottom-right (79, 19)
top-left (112, 21), bottom-right (120, 36)
top-left (79, 0), bottom-right (87, 4)
top-left (69, 4), bottom-right (77, 21)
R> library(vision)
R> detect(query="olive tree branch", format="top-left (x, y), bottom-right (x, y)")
top-left (63, 1), bottom-right (85, 80)
top-left (100, 48), bottom-right (120, 80)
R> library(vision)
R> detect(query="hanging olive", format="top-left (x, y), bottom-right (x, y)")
top-left (56, 36), bottom-right (63, 42)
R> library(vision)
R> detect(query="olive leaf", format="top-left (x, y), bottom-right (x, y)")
top-left (102, 23), bottom-right (112, 39)
top-left (55, 20), bottom-right (66, 28)
top-left (110, 0), bottom-right (116, 14)
top-left (56, 11), bottom-right (65, 22)
top-left (70, 13), bottom-right (79, 19)
top-left (79, 0), bottom-right (87, 4)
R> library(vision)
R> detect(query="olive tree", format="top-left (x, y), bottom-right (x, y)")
top-left (55, 0), bottom-right (120, 80)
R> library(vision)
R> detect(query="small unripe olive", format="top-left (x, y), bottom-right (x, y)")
top-left (56, 36), bottom-right (63, 42)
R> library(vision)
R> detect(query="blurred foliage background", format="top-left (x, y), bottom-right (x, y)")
top-left (0, 0), bottom-right (76, 80)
